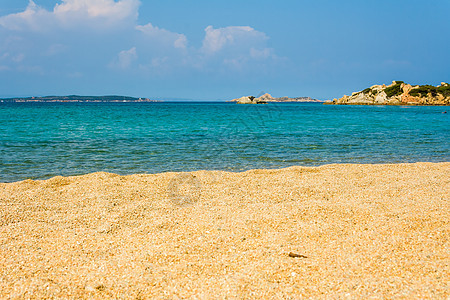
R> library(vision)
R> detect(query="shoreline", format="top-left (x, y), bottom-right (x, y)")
top-left (1, 162), bottom-right (449, 298)
top-left (3, 161), bottom-right (450, 184)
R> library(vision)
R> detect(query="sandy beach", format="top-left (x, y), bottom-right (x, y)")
top-left (0, 162), bottom-right (448, 299)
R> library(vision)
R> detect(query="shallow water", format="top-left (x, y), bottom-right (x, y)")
top-left (0, 102), bottom-right (448, 182)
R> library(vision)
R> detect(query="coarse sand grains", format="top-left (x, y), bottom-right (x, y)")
top-left (0, 163), bottom-right (449, 298)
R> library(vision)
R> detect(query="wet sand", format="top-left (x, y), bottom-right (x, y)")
top-left (1, 163), bottom-right (449, 298)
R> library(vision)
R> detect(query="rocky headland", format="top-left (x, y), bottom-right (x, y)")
top-left (230, 93), bottom-right (321, 104)
top-left (327, 81), bottom-right (450, 106)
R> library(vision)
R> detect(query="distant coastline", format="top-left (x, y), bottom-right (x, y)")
top-left (0, 95), bottom-right (162, 103)
top-left (1, 94), bottom-right (324, 103)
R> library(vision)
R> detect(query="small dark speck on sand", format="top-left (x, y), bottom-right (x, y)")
top-left (288, 252), bottom-right (308, 258)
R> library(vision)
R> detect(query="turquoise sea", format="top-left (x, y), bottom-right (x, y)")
top-left (0, 102), bottom-right (449, 182)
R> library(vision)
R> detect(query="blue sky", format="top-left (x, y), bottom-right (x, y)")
top-left (0, 0), bottom-right (449, 100)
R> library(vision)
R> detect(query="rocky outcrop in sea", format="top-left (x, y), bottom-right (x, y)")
top-left (327, 81), bottom-right (450, 106)
top-left (230, 93), bottom-right (321, 104)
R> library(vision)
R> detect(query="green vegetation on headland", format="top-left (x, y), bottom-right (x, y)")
top-left (328, 81), bottom-right (450, 106)
top-left (384, 81), bottom-right (404, 97)
top-left (0, 95), bottom-right (159, 103)
top-left (409, 85), bottom-right (450, 98)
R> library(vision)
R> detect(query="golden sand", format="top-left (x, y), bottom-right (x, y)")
top-left (0, 163), bottom-right (449, 299)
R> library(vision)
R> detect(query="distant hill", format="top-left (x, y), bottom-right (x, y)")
top-left (0, 95), bottom-right (160, 103)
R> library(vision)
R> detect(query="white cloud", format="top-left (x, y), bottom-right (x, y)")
top-left (54, 0), bottom-right (139, 19)
top-left (110, 47), bottom-right (137, 69)
top-left (54, 0), bottom-right (140, 29)
top-left (201, 25), bottom-right (268, 54)
top-left (150, 56), bottom-right (168, 68)
top-left (136, 23), bottom-right (187, 49)
top-left (197, 25), bottom-right (277, 73)
top-left (174, 35), bottom-right (188, 49)
top-left (0, 0), bottom-right (140, 31)
top-left (0, 1), bottom-right (52, 31)
top-left (250, 47), bottom-right (272, 60)
top-left (0, 1), bottom-right (279, 77)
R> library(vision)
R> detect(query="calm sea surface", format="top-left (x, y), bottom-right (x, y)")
top-left (0, 102), bottom-right (448, 182)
